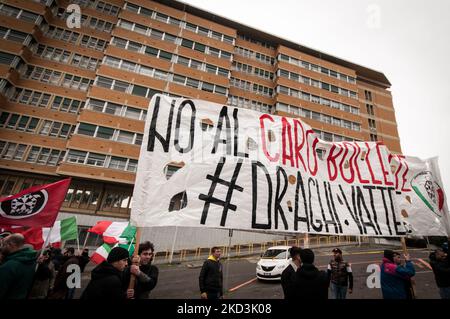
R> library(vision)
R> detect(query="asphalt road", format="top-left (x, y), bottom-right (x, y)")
top-left (77, 245), bottom-right (441, 299)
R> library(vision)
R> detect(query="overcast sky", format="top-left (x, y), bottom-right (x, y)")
top-left (181, 0), bottom-right (450, 194)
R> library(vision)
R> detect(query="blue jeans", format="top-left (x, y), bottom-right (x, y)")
top-left (439, 287), bottom-right (450, 299)
top-left (330, 282), bottom-right (348, 299)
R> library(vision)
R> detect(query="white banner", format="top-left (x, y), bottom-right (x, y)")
top-left (130, 95), bottom-right (449, 237)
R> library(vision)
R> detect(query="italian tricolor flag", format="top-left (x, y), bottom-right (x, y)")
top-left (91, 242), bottom-right (135, 264)
top-left (88, 221), bottom-right (136, 244)
top-left (1, 216), bottom-right (78, 249)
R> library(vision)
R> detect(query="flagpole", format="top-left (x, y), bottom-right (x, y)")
top-left (81, 231), bottom-right (90, 250)
top-left (127, 227), bottom-right (141, 298)
top-left (35, 226), bottom-right (53, 271)
top-left (400, 236), bottom-right (416, 298)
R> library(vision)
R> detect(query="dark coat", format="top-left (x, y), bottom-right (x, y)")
top-left (199, 257), bottom-right (223, 296)
top-left (123, 263), bottom-right (159, 299)
top-left (48, 255), bottom-right (80, 299)
top-left (293, 263), bottom-right (329, 299)
top-left (0, 247), bottom-right (37, 299)
top-left (429, 252), bottom-right (450, 288)
top-left (81, 261), bottom-right (126, 300)
top-left (281, 264), bottom-right (297, 300)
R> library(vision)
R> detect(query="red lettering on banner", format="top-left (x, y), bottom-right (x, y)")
top-left (354, 143), bottom-right (370, 184)
top-left (365, 142), bottom-right (382, 185)
top-left (376, 142), bottom-right (394, 186)
top-left (339, 142), bottom-right (356, 184)
top-left (281, 117), bottom-right (294, 167)
top-left (398, 155), bottom-right (411, 191)
top-left (327, 144), bottom-right (343, 181)
top-left (306, 130), bottom-right (318, 176)
top-left (260, 114), bottom-right (279, 162)
top-left (293, 119), bottom-right (307, 172)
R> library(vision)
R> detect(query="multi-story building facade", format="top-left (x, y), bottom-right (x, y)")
top-left (0, 0), bottom-right (401, 249)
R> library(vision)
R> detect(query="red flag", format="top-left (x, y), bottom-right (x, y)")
top-left (0, 178), bottom-right (71, 227)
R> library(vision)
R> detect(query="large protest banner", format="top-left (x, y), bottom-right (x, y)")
top-left (130, 95), bottom-right (449, 237)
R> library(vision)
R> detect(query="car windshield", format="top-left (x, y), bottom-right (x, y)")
top-left (262, 249), bottom-right (287, 259)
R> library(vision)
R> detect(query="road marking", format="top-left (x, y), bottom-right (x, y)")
top-left (417, 258), bottom-right (432, 270)
top-left (228, 277), bottom-right (257, 292)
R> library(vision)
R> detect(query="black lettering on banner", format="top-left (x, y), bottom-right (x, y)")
top-left (198, 157), bottom-right (244, 226)
top-left (294, 171), bottom-right (310, 231)
top-left (356, 187), bottom-right (379, 235)
top-left (321, 181), bottom-right (339, 233)
top-left (339, 185), bottom-right (363, 235)
top-left (174, 100), bottom-right (196, 153)
top-left (275, 166), bottom-right (289, 230)
top-left (377, 186), bottom-right (393, 235)
top-left (232, 108), bottom-right (249, 158)
top-left (390, 189), bottom-right (406, 236)
top-left (308, 178), bottom-right (323, 232)
top-left (325, 182), bottom-right (343, 233)
top-left (211, 106), bottom-right (232, 155)
top-left (363, 186), bottom-right (382, 235)
top-left (251, 161), bottom-right (272, 229)
top-left (147, 96), bottom-right (175, 152)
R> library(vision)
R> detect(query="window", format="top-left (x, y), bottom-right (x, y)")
top-left (77, 123), bottom-right (96, 136)
top-left (365, 90), bottom-right (372, 101)
top-left (96, 126), bottom-right (114, 139)
top-left (86, 153), bottom-right (106, 166)
top-left (67, 150), bottom-right (87, 164)
top-left (201, 82), bottom-right (214, 93)
top-left (117, 131), bottom-right (134, 144)
top-left (108, 156), bottom-right (127, 170)
top-left (132, 85), bottom-right (147, 97)
top-left (366, 104), bottom-right (374, 116)
top-left (181, 39), bottom-right (193, 49)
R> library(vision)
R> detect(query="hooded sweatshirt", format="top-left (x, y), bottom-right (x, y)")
top-left (380, 257), bottom-right (415, 299)
top-left (0, 247), bottom-right (37, 299)
top-left (293, 263), bottom-right (329, 299)
top-left (81, 261), bottom-right (126, 299)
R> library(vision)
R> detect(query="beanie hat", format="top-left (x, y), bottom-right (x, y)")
top-left (107, 247), bottom-right (129, 263)
top-left (300, 248), bottom-right (315, 264)
top-left (384, 250), bottom-right (395, 262)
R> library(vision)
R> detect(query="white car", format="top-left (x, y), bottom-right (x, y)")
top-left (256, 246), bottom-right (291, 281)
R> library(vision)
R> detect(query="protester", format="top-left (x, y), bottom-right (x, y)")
top-left (50, 247), bottom-right (64, 272)
top-left (0, 234), bottom-right (37, 299)
top-left (79, 248), bottom-right (90, 273)
top-left (124, 241), bottom-right (159, 299)
top-left (293, 248), bottom-right (329, 299)
top-left (199, 246), bottom-right (223, 299)
top-left (281, 246), bottom-right (302, 300)
top-left (48, 247), bottom-right (80, 299)
top-left (429, 248), bottom-right (450, 299)
top-left (327, 248), bottom-right (353, 299)
top-left (380, 250), bottom-right (415, 299)
top-left (81, 246), bottom-right (129, 299)
top-left (29, 250), bottom-right (55, 299)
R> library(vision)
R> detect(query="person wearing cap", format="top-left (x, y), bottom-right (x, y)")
top-left (81, 246), bottom-right (130, 299)
top-left (293, 248), bottom-right (329, 299)
top-left (380, 249), bottom-right (415, 299)
top-left (327, 248), bottom-right (353, 299)
top-left (281, 246), bottom-right (302, 300)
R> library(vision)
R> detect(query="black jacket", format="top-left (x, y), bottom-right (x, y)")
top-left (199, 258), bottom-right (223, 295)
top-left (293, 263), bottom-right (329, 299)
top-left (281, 264), bottom-right (297, 300)
top-left (429, 252), bottom-right (450, 288)
top-left (123, 263), bottom-right (159, 299)
top-left (81, 262), bottom-right (126, 300)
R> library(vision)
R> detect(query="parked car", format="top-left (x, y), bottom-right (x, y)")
top-left (256, 246), bottom-right (291, 281)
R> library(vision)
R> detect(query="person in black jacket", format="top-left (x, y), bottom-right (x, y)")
top-left (429, 248), bottom-right (450, 299)
top-left (199, 247), bottom-right (223, 299)
top-left (293, 248), bottom-right (329, 299)
top-left (123, 241), bottom-right (159, 299)
top-left (281, 246), bottom-right (302, 300)
top-left (81, 247), bottom-right (129, 300)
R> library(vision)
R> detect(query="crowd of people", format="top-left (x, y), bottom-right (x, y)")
top-left (198, 243), bottom-right (449, 300)
top-left (0, 232), bottom-right (449, 299)
top-left (0, 233), bottom-right (158, 299)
